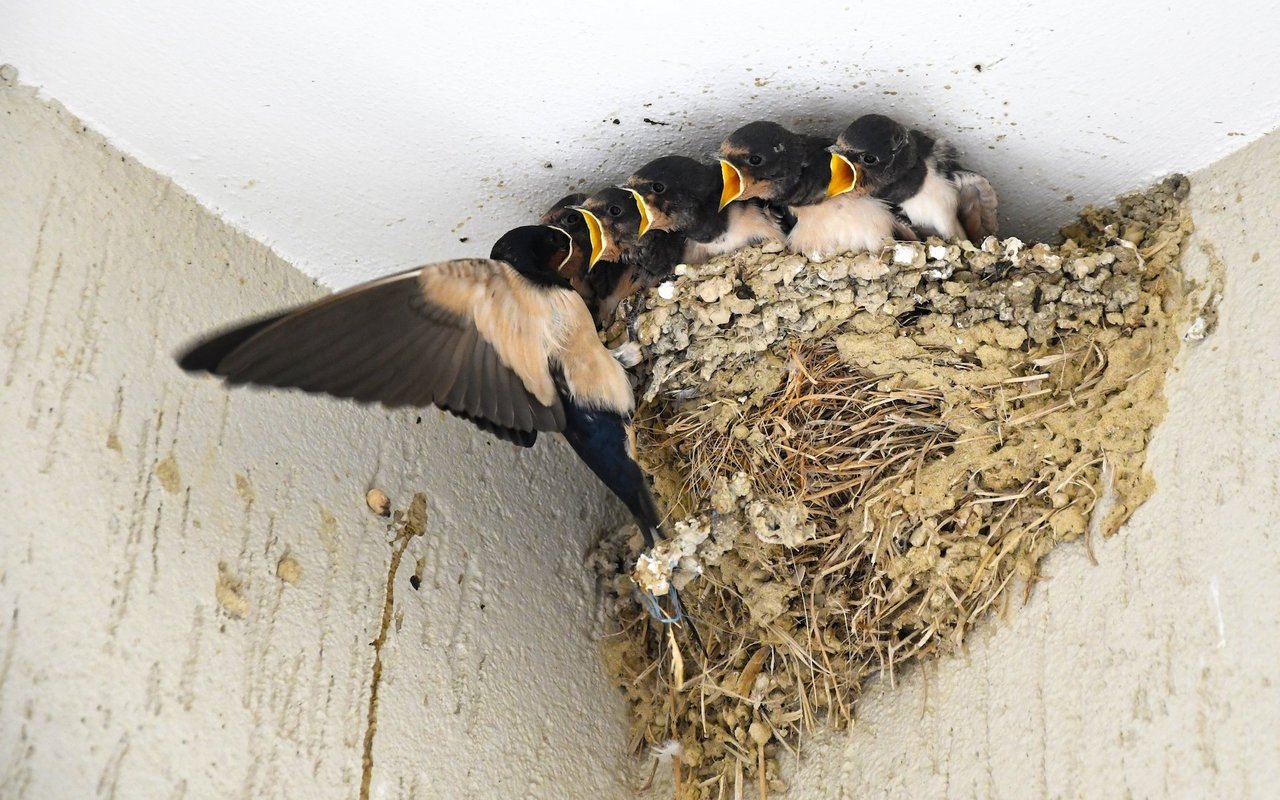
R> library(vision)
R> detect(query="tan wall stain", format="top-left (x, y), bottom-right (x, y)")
top-left (155, 453), bottom-right (181, 494)
top-left (234, 473), bottom-right (256, 508)
top-left (275, 554), bottom-right (302, 586)
top-left (215, 561), bottom-right (251, 619)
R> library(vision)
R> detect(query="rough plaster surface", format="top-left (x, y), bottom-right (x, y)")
top-left (0, 81), bottom-right (641, 799)
top-left (784, 129), bottom-right (1280, 797)
top-left (2, 3), bottom-right (1279, 288)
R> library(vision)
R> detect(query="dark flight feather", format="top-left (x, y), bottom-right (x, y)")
top-left (177, 264), bottom-right (564, 446)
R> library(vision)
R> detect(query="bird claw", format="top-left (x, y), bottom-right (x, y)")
top-left (638, 585), bottom-right (685, 625)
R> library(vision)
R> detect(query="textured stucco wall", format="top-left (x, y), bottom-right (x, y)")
top-left (784, 128), bottom-right (1280, 797)
top-left (0, 77), bottom-right (641, 799)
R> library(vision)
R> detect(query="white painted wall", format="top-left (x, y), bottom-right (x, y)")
top-left (2, 1), bottom-right (1279, 289)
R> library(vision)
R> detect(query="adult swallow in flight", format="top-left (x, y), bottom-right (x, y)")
top-left (573, 188), bottom-right (684, 324)
top-left (177, 224), bottom-right (687, 624)
top-left (828, 114), bottom-right (998, 241)
top-left (623, 155), bottom-right (784, 263)
top-left (718, 120), bottom-right (916, 261)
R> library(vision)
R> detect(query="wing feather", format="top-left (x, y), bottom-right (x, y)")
top-left (460, 336), bottom-right (489, 417)
top-left (177, 260), bottom-right (566, 439)
top-left (953, 171), bottom-right (999, 240)
top-left (441, 332), bottom-right (479, 411)
top-left (418, 325), bottom-right (465, 406)
top-left (479, 346), bottom-right (505, 425)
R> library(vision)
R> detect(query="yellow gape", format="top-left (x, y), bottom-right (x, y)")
top-left (826, 152), bottom-right (862, 197)
top-left (572, 206), bottom-right (607, 268)
top-left (626, 188), bottom-right (653, 236)
top-left (718, 159), bottom-right (744, 209)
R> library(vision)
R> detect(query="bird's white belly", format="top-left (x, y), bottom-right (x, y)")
top-left (900, 169), bottom-right (963, 240)
top-left (684, 203), bottom-right (783, 263)
top-left (787, 194), bottom-right (897, 261)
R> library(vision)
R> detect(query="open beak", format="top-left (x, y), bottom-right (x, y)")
top-left (626, 188), bottom-right (653, 236)
top-left (571, 206), bottom-right (606, 268)
top-left (827, 153), bottom-right (861, 197)
top-left (546, 225), bottom-right (574, 271)
top-left (718, 159), bottom-right (745, 210)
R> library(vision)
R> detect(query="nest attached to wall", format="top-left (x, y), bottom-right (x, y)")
top-left (589, 176), bottom-right (1199, 797)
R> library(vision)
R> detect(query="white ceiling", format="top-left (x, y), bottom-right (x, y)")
top-left (3, 1), bottom-right (1278, 288)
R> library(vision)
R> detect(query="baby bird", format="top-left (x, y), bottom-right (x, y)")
top-left (539, 193), bottom-right (630, 328)
top-left (718, 120), bottom-right (914, 261)
top-left (177, 224), bottom-right (687, 625)
top-left (829, 114), bottom-right (998, 241)
top-left (574, 187), bottom-right (684, 324)
top-left (623, 155), bottom-right (783, 264)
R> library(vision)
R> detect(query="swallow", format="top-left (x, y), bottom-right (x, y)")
top-left (538, 192), bottom-right (592, 291)
top-left (177, 224), bottom-right (686, 624)
top-left (538, 193), bottom-right (631, 329)
top-left (717, 120), bottom-right (916, 261)
top-left (573, 188), bottom-right (684, 324)
top-left (828, 114), bottom-right (998, 241)
top-left (623, 155), bottom-right (784, 263)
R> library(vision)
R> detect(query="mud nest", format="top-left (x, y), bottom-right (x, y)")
top-left (590, 176), bottom-right (1204, 797)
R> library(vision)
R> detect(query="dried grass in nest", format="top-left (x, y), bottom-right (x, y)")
top-left (594, 176), bottom-right (1201, 798)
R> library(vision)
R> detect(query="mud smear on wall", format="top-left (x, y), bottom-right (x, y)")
top-left (593, 177), bottom-right (1204, 796)
top-left (359, 493), bottom-right (427, 800)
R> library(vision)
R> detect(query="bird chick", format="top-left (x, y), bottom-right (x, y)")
top-left (574, 188), bottom-right (684, 324)
top-left (624, 155), bottom-right (783, 264)
top-left (539, 193), bottom-right (629, 328)
top-left (718, 120), bottom-right (914, 261)
top-left (538, 192), bottom-right (592, 290)
top-left (177, 225), bottom-right (690, 626)
top-left (829, 113), bottom-right (998, 241)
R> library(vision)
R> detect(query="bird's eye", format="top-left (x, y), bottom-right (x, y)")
top-left (607, 204), bottom-right (623, 217)
top-left (651, 181), bottom-right (666, 195)
top-left (860, 153), bottom-right (879, 165)
top-left (747, 154), bottom-right (764, 166)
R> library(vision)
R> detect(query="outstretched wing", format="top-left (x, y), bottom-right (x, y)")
top-left (953, 171), bottom-right (999, 240)
top-left (178, 259), bottom-right (566, 446)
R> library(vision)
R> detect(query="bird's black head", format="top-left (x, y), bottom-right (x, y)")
top-left (539, 193), bottom-right (588, 222)
top-left (538, 196), bottom-right (594, 284)
top-left (577, 187), bottom-right (646, 265)
top-left (717, 121), bottom-right (812, 206)
top-left (540, 194), bottom-right (592, 250)
top-left (832, 114), bottom-right (917, 192)
top-left (624, 155), bottom-right (720, 236)
top-left (490, 225), bottom-right (575, 286)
